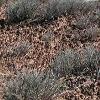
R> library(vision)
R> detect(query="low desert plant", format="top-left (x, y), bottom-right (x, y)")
top-left (82, 27), bottom-right (99, 41)
top-left (82, 46), bottom-right (100, 66)
top-left (45, 0), bottom-right (97, 20)
top-left (6, 0), bottom-right (41, 23)
top-left (51, 46), bottom-right (100, 78)
top-left (78, 26), bottom-right (99, 42)
top-left (71, 15), bottom-right (90, 30)
top-left (51, 49), bottom-right (81, 78)
top-left (4, 68), bottom-right (61, 100)
top-left (81, 46), bottom-right (100, 71)
top-left (6, 0), bottom-right (97, 23)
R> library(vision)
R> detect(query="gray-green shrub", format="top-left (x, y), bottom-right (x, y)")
top-left (6, 0), bottom-right (97, 23)
top-left (51, 49), bottom-right (81, 78)
top-left (6, 0), bottom-right (40, 23)
top-left (81, 46), bottom-right (100, 69)
top-left (51, 46), bottom-right (100, 78)
top-left (4, 68), bottom-right (61, 100)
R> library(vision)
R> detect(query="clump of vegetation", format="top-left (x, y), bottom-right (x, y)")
top-left (4, 68), bottom-right (61, 100)
top-left (81, 46), bottom-right (100, 68)
top-left (71, 15), bottom-right (90, 30)
top-left (6, 0), bottom-right (41, 23)
top-left (84, 27), bottom-right (99, 41)
top-left (74, 27), bottom-right (100, 42)
top-left (51, 49), bottom-right (81, 78)
top-left (81, 46), bottom-right (100, 76)
top-left (6, 0), bottom-right (97, 23)
top-left (51, 46), bottom-right (100, 78)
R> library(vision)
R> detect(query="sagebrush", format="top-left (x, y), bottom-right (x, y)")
top-left (4, 68), bottom-right (61, 100)
top-left (6, 0), bottom-right (97, 23)
top-left (51, 46), bottom-right (100, 78)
